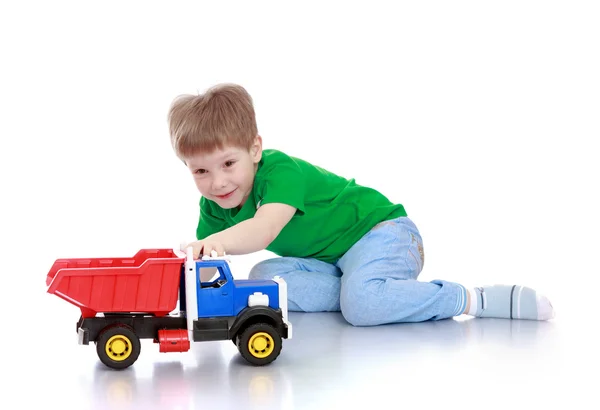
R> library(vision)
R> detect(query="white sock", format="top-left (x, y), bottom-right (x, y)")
top-left (467, 288), bottom-right (479, 316)
top-left (465, 285), bottom-right (554, 320)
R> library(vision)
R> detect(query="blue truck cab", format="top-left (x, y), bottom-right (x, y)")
top-left (196, 261), bottom-right (280, 318)
top-left (181, 249), bottom-right (292, 365)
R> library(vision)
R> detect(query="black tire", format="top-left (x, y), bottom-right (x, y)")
top-left (236, 323), bottom-right (282, 366)
top-left (96, 325), bottom-right (141, 370)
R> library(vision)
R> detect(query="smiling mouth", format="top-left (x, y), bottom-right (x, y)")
top-left (215, 189), bottom-right (237, 199)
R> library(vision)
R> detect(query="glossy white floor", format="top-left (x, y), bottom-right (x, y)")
top-left (3, 2), bottom-right (599, 409)
top-left (9, 280), bottom-right (596, 410)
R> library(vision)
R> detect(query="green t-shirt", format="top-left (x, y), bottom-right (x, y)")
top-left (196, 149), bottom-right (407, 263)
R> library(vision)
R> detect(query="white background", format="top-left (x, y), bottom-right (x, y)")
top-left (1, 1), bottom-right (599, 404)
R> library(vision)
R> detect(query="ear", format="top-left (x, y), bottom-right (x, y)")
top-left (250, 135), bottom-right (263, 163)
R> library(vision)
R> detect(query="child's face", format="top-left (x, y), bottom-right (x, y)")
top-left (183, 137), bottom-right (262, 209)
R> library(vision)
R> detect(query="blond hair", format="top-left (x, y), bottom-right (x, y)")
top-left (168, 83), bottom-right (258, 158)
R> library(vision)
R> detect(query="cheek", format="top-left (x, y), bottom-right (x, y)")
top-left (194, 178), bottom-right (209, 192)
top-left (233, 168), bottom-right (252, 186)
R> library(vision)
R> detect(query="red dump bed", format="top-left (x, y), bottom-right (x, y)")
top-left (46, 249), bottom-right (185, 318)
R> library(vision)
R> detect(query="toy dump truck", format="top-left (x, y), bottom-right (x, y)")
top-left (46, 248), bottom-right (292, 369)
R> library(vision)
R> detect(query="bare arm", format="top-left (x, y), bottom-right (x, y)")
top-left (190, 203), bottom-right (297, 258)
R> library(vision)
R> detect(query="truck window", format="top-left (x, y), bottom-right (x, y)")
top-left (199, 267), bottom-right (228, 289)
top-left (199, 267), bottom-right (218, 282)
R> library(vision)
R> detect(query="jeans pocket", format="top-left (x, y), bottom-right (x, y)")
top-left (407, 231), bottom-right (425, 273)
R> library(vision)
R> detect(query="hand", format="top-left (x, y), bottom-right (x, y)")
top-left (182, 237), bottom-right (226, 259)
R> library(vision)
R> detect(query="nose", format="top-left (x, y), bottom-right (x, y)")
top-left (211, 173), bottom-right (227, 190)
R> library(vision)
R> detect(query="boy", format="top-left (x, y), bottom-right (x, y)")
top-left (168, 83), bottom-right (554, 326)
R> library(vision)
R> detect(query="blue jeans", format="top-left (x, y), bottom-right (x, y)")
top-left (249, 217), bottom-right (468, 326)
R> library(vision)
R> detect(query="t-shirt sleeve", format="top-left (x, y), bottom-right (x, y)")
top-left (259, 159), bottom-right (306, 215)
top-left (196, 199), bottom-right (229, 240)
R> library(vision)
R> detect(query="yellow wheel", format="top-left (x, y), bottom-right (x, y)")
top-left (248, 332), bottom-right (275, 359)
top-left (237, 323), bottom-right (282, 366)
top-left (96, 325), bottom-right (141, 370)
top-left (105, 334), bottom-right (133, 361)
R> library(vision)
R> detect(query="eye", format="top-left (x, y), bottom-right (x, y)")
top-left (224, 160), bottom-right (236, 167)
top-left (194, 169), bottom-right (207, 175)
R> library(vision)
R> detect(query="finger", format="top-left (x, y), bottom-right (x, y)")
top-left (215, 243), bottom-right (225, 256)
top-left (194, 242), bottom-right (204, 259)
top-left (202, 244), bottom-right (214, 257)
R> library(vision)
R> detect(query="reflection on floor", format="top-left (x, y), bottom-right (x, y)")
top-left (55, 310), bottom-right (582, 410)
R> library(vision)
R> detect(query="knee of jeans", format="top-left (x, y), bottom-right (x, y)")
top-left (248, 259), bottom-right (281, 280)
top-left (340, 300), bottom-right (373, 327)
top-left (340, 286), bottom-right (374, 327)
